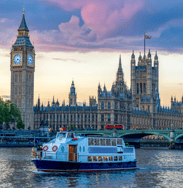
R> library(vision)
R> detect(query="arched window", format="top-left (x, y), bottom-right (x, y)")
top-left (108, 102), bottom-right (111, 109)
top-left (101, 102), bottom-right (104, 110)
top-left (137, 83), bottom-right (139, 94)
top-left (108, 114), bottom-right (111, 122)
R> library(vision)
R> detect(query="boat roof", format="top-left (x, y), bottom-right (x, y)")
top-left (67, 138), bottom-right (85, 145)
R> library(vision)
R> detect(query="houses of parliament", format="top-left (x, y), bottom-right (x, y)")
top-left (11, 11), bottom-right (183, 130)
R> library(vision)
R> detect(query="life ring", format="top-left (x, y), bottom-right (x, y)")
top-left (52, 145), bottom-right (58, 152)
top-left (43, 145), bottom-right (48, 151)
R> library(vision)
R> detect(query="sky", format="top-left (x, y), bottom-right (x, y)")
top-left (0, 0), bottom-right (183, 106)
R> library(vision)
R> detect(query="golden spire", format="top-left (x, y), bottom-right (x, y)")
top-left (23, 6), bottom-right (25, 14)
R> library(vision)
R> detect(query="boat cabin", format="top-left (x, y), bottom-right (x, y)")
top-left (41, 131), bottom-right (136, 163)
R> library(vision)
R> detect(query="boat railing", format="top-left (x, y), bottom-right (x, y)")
top-left (35, 151), bottom-right (80, 161)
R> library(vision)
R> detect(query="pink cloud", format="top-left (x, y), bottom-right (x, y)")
top-left (44, 0), bottom-right (144, 38)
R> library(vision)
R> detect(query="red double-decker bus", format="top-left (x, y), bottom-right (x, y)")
top-left (106, 124), bottom-right (124, 130)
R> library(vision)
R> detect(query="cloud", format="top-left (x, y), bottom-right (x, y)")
top-left (53, 58), bottom-right (82, 63)
top-left (44, 0), bottom-right (144, 39)
top-left (148, 18), bottom-right (183, 38)
top-left (0, 18), bottom-right (8, 23)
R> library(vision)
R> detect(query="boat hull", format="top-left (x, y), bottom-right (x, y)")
top-left (32, 159), bottom-right (137, 172)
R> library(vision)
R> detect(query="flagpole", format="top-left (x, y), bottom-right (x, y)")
top-left (144, 32), bottom-right (145, 56)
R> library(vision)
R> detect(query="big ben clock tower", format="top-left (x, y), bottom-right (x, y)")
top-left (10, 8), bottom-right (35, 129)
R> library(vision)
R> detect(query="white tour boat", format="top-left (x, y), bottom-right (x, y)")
top-left (32, 131), bottom-right (137, 172)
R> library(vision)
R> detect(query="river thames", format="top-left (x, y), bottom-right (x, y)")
top-left (0, 148), bottom-right (183, 188)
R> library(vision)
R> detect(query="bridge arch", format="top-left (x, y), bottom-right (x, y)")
top-left (118, 131), bottom-right (170, 141)
top-left (175, 134), bottom-right (183, 142)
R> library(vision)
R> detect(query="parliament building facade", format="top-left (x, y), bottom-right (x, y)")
top-left (34, 51), bottom-right (183, 131)
top-left (11, 12), bottom-right (183, 130)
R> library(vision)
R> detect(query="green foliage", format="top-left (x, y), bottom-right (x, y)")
top-left (125, 142), bottom-right (129, 147)
top-left (67, 125), bottom-right (76, 130)
top-left (0, 98), bottom-right (24, 129)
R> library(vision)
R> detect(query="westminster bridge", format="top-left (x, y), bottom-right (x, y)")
top-left (74, 129), bottom-right (183, 148)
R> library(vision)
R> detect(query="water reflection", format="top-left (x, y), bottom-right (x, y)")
top-left (0, 148), bottom-right (183, 187)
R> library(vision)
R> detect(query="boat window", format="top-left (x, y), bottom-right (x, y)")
top-left (109, 156), bottom-right (113, 161)
top-left (57, 133), bottom-right (66, 139)
top-left (67, 133), bottom-right (74, 138)
top-left (61, 146), bottom-right (64, 152)
top-left (114, 156), bottom-right (118, 161)
top-left (100, 139), bottom-right (105, 146)
top-left (117, 139), bottom-right (122, 145)
top-left (98, 156), bottom-right (103, 161)
top-left (83, 146), bottom-right (85, 152)
top-left (79, 146), bottom-right (81, 152)
top-left (119, 156), bottom-right (122, 161)
top-left (106, 139), bottom-right (111, 146)
top-left (88, 138), bottom-right (94, 145)
top-left (93, 156), bottom-right (97, 161)
top-left (104, 156), bottom-right (108, 161)
top-left (112, 139), bottom-right (116, 146)
top-left (94, 138), bottom-right (99, 145)
top-left (88, 156), bottom-right (92, 162)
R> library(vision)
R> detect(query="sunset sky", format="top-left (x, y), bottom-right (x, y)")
top-left (0, 0), bottom-right (183, 106)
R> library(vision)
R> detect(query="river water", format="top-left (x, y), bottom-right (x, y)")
top-left (0, 148), bottom-right (183, 188)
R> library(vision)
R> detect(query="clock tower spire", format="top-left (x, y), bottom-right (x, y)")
top-left (10, 9), bottom-right (35, 129)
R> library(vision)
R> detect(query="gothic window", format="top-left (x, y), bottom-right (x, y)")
top-left (88, 115), bottom-right (90, 122)
top-left (74, 115), bottom-right (76, 121)
top-left (148, 106), bottom-right (150, 112)
top-left (19, 72), bottom-right (22, 82)
top-left (26, 74), bottom-right (28, 82)
top-left (108, 102), bottom-right (111, 109)
top-left (114, 114), bottom-right (118, 123)
top-left (70, 99), bottom-right (72, 104)
top-left (71, 115), bottom-right (73, 121)
top-left (15, 73), bottom-right (18, 82)
top-left (64, 115), bottom-right (65, 121)
top-left (101, 102), bottom-right (104, 110)
top-left (92, 115), bottom-right (94, 122)
top-left (57, 115), bottom-right (59, 122)
top-left (60, 115), bottom-right (62, 121)
top-left (67, 115), bottom-right (69, 122)
top-left (137, 83), bottom-right (139, 94)
top-left (108, 114), bottom-right (111, 122)
top-left (101, 114), bottom-right (104, 122)
top-left (18, 99), bottom-right (21, 107)
top-left (78, 114), bottom-right (80, 121)
top-left (19, 87), bottom-right (21, 95)
top-left (85, 114), bottom-right (87, 121)
top-left (15, 87), bottom-right (17, 95)
top-left (50, 114), bottom-right (52, 122)
top-left (29, 74), bottom-right (31, 83)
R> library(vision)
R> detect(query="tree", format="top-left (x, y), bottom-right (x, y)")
top-left (0, 98), bottom-right (25, 129)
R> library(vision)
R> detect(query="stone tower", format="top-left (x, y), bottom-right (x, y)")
top-left (69, 81), bottom-right (77, 106)
top-left (10, 9), bottom-right (35, 129)
top-left (131, 50), bottom-right (159, 114)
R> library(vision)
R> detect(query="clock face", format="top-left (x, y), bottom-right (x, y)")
top-left (13, 55), bottom-right (21, 65)
top-left (28, 55), bottom-right (34, 65)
